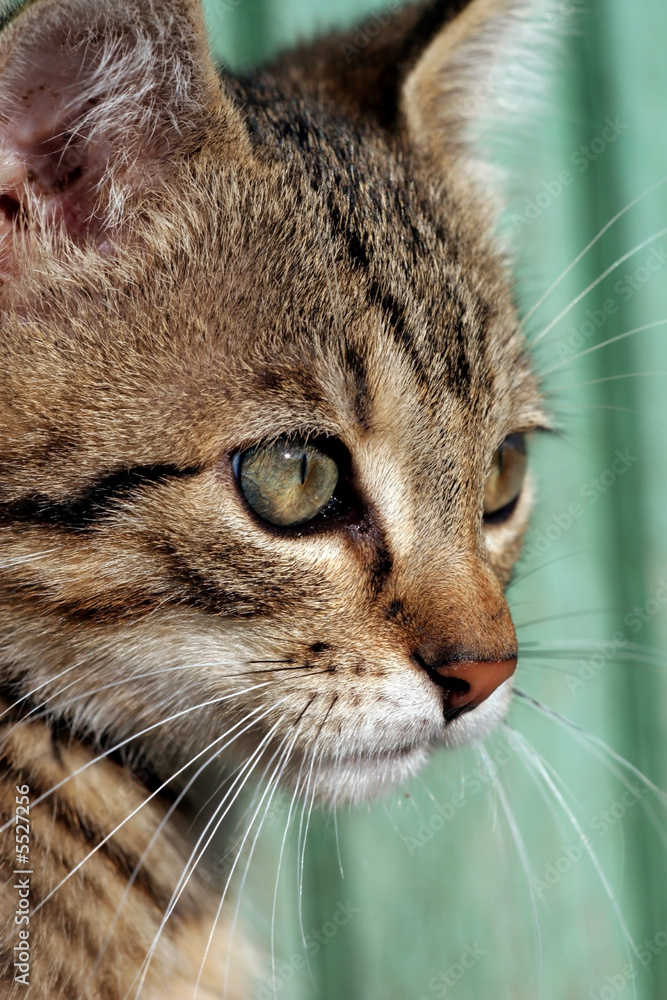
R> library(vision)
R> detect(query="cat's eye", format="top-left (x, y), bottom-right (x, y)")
top-left (484, 433), bottom-right (527, 520)
top-left (237, 437), bottom-right (340, 527)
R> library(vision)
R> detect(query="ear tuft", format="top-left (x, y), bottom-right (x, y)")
top-left (0, 0), bottom-right (229, 273)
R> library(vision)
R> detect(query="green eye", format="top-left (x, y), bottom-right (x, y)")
top-left (238, 437), bottom-right (339, 527)
top-left (484, 433), bottom-right (527, 519)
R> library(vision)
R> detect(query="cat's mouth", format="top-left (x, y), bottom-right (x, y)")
top-left (286, 679), bottom-right (514, 805)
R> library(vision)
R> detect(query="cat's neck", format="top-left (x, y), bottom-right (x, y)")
top-left (0, 701), bottom-right (246, 999)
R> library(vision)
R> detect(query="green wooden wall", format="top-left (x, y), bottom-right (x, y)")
top-left (203, 2), bottom-right (667, 997)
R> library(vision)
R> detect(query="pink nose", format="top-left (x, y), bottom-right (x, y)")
top-left (414, 654), bottom-right (517, 720)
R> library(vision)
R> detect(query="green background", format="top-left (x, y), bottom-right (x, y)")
top-left (203, 2), bottom-right (667, 998)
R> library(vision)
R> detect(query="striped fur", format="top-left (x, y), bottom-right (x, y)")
top-left (0, 0), bottom-right (550, 995)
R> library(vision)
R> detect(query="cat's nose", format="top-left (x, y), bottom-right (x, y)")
top-left (412, 650), bottom-right (517, 719)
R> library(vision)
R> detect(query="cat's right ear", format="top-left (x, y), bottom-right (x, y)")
top-left (0, 0), bottom-right (246, 274)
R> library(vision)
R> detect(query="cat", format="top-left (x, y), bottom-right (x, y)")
top-left (0, 0), bottom-right (554, 996)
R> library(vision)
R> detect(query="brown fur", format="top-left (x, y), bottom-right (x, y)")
top-left (0, 0), bottom-right (549, 995)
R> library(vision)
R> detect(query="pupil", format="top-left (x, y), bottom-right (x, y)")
top-left (300, 453), bottom-right (308, 484)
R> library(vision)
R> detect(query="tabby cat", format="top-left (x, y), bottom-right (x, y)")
top-left (0, 0), bottom-right (553, 996)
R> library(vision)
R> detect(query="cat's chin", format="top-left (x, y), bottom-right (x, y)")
top-left (299, 680), bottom-right (514, 806)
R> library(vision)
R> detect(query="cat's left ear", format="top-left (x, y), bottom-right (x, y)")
top-left (401, 0), bottom-right (555, 172)
top-left (0, 0), bottom-right (244, 271)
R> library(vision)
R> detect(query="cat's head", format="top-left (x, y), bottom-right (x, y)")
top-left (0, 0), bottom-right (549, 801)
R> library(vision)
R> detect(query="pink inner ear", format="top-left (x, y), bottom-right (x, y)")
top-left (0, 56), bottom-right (109, 272)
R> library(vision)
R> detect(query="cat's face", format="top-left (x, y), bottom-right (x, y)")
top-left (0, 0), bottom-right (547, 801)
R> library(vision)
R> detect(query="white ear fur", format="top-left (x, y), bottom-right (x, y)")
top-left (401, 0), bottom-right (565, 181)
top-left (0, 0), bottom-right (225, 269)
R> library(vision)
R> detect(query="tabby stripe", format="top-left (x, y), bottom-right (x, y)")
top-left (0, 464), bottom-right (199, 530)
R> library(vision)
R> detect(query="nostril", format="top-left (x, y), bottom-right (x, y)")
top-left (412, 650), bottom-right (517, 721)
top-left (414, 661), bottom-right (470, 697)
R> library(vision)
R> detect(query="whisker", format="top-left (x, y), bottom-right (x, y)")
top-left (0, 634), bottom-right (123, 722)
top-left (507, 550), bottom-right (588, 591)
top-left (219, 698), bottom-right (315, 999)
top-left (545, 402), bottom-right (643, 417)
top-left (130, 715), bottom-right (289, 1000)
top-left (266, 768), bottom-right (304, 1000)
top-left (520, 639), bottom-right (665, 655)
top-left (532, 226), bottom-right (667, 344)
top-left (266, 704), bottom-right (316, 1000)
top-left (520, 175), bottom-right (667, 328)
top-left (331, 745), bottom-right (344, 881)
top-left (547, 371), bottom-right (667, 393)
top-left (88, 704), bottom-right (281, 980)
top-left (506, 724), bottom-right (641, 974)
top-left (515, 608), bottom-right (622, 630)
top-left (0, 654), bottom-right (282, 742)
top-left (296, 697), bottom-right (336, 951)
top-left (193, 724), bottom-right (306, 1000)
top-left (478, 743), bottom-right (544, 1000)
top-left (0, 681), bottom-right (272, 833)
top-left (503, 725), bottom-right (572, 836)
top-left (513, 688), bottom-right (667, 804)
top-left (30, 704), bottom-right (276, 921)
top-left (504, 727), bottom-right (615, 998)
top-left (542, 319), bottom-right (667, 375)
top-left (519, 645), bottom-right (667, 675)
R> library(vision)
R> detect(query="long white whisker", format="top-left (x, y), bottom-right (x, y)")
top-left (520, 175), bottom-right (667, 328)
top-left (224, 749), bottom-right (304, 1000)
top-left (0, 681), bottom-right (272, 833)
top-left (507, 724), bottom-right (640, 986)
top-left (516, 607), bottom-right (621, 631)
top-left (514, 695), bottom-right (667, 855)
top-left (31, 705), bottom-right (274, 918)
top-left (130, 715), bottom-right (288, 1000)
top-left (297, 749), bottom-right (322, 952)
top-left (505, 727), bottom-right (604, 996)
top-left (193, 725), bottom-right (302, 1000)
top-left (514, 688), bottom-right (667, 803)
top-left (221, 698), bottom-right (315, 1000)
top-left (332, 744), bottom-right (344, 880)
top-left (542, 319), bottom-right (667, 375)
top-left (547, 371), bottom-right (667, 393)
top-left (296, 697), bottom-right (335, 952)
top-left (89, 704), bottom-right (276, 980)
top-left (478, 743), bottom-right (544, 1000)
top-left (2, 656), bottom-right (278, 732)
top-left (268, 744), bottom-right (312, 1000)
top-left (532, 226), bottom-right (667, 344)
